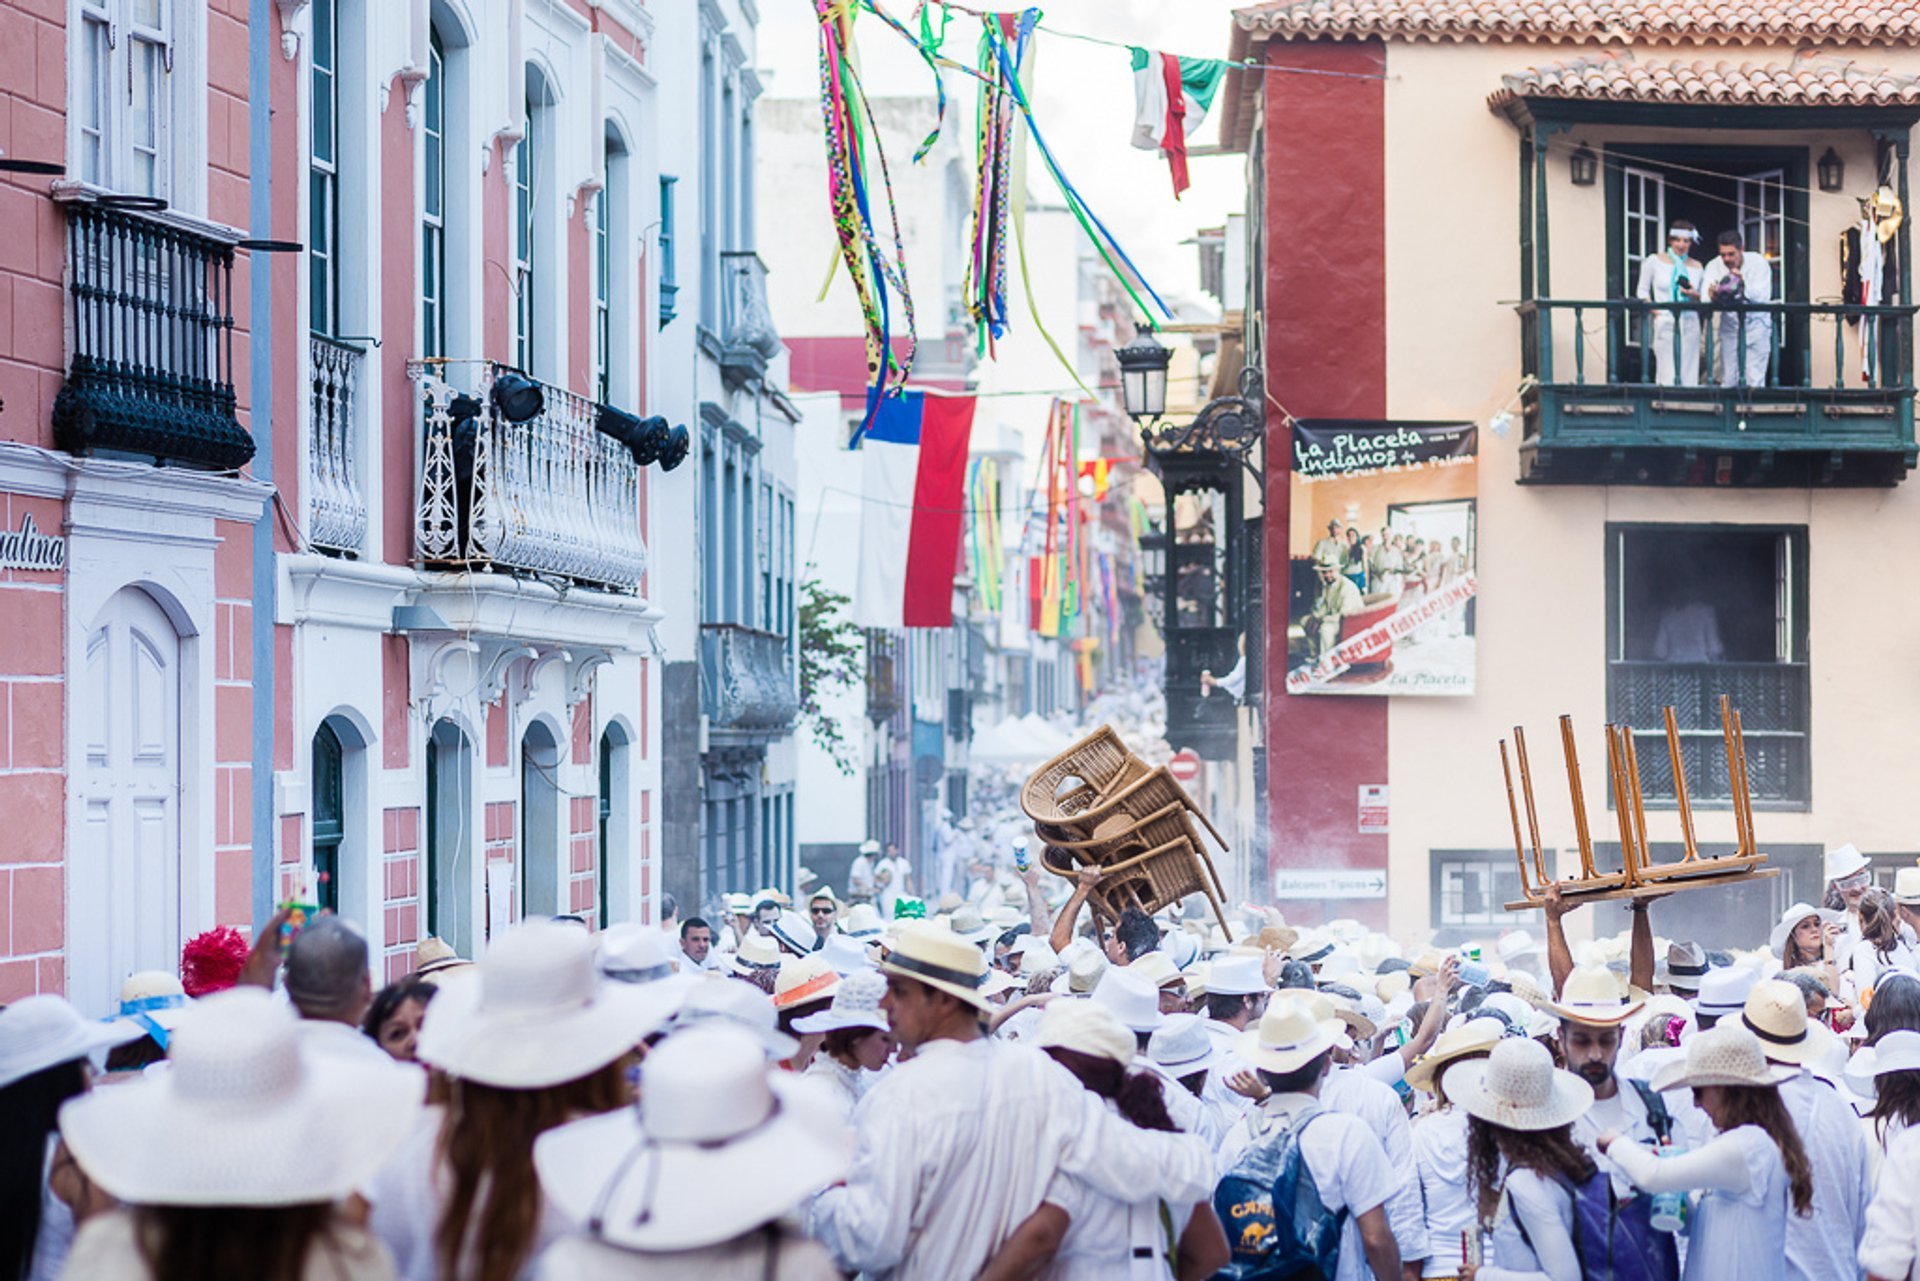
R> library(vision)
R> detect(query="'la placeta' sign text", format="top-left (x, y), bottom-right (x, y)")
top-left (0, 513), bottom-right (66, 572)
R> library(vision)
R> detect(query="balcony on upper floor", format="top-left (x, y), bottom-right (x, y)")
top-left (717, 251), bottom-right (783, 388)
top-left (51, 195), bottom-right (255, 471)
top-left (414, 364), bottom-right (648, 592)
top-left (700, 623), bottom-right (799, 747)
top-left (1517, 298), bottom-right (1918, 485)
top-left (308, 334), bottom-right (368, 556)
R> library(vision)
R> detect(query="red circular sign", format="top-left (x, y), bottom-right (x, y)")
top-left (1168, 749), bottom-right (1202, 784)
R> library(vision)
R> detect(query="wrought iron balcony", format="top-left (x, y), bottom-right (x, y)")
top-left (414, 364), bottom-right (648, 592)
top-left (1517, 298), bottom-right (1918, 486)
top-left (700, 623), bottom-right (799, 744)
top-left (52, 198), bottom-right (254, 470)
top-left (717, 251), bottom-right (783, 387)
top-left (309, 334), bottom-right (368, 556)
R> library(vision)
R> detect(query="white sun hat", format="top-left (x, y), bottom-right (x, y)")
top-left (533, 1024), bottom-right (852, 1252)
top-left (0, 995), bottom-right (143, 1090)
top-left (1126, 951), bottom-right (1186, 992)
top-left (58, 988), bottom-right (423, 1205)
top-left (1034, 997), bottom-right (1136, 1067)
top-left (729, 933), bottom-right (783, 974)
top-left (1236, 996), bottom-right (1340, 1075)
top-left (1895, 867), bottom-right (1920, 907)
top-left (791, 970), bottom-right (888, 1036)
top-left (1826, 844), bottom-right (1871, 883)
top-left (1406, 1016), bottom-right (1507, 1096)
top-left (1050, 945), bottom-right (1108, 997)
top-left (107, 971), bottom-right (193, 1050)
top-left (673, 977), bottom-right (799, 1060)
top-left (948, 905), bottom-right (996, 946)
top-left (598, 924), bottom-right (678, 985)
top-left (818, 933), bottom-right (877, 976)
top-left (1693, 966), bottom-right (1759, 1021)
top-left (1206, 954), bottom-right (1272, 997)
top-left (1147, 1012), bottom-right (1219, 1079)
top-left (1448, 1038), bottom-right (1593, 1133)
top-left (1091, 967), bottom-right (1165, 1035)
top-left (1652, 1023), bottom-right (1797, 1092)
top-left (418, 920), bottom-right (680, 1088)
top-left (1770, 902), bottom-right (1847, 956)
top-left (1546, 966), bottom-right (1645, 1027)
top-left (1843, 1029), bottom-right (1920, 1100)
top-left (767, 910), bottom-right (819, 957)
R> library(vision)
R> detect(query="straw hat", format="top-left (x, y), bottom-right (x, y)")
top-left (755, 887), bottom-right (792, 910)
top-left (1770, 902), bottom-right (1846, 955)
top-left (1236, 996), bottom-right (1341, 1075)
top-left (1051, 946), bottom-right (1109, 997)
top-left (418, 920), bottom-right (678, 1088)
top-left (1651, 1023), bottom-right (1797, 1092)
top-left (1740, 979), bottom-right (1827, 1067)
top-left (1448, 1038), bottom-right (1593, 1132)
top-left (730, 934), bottom-right (783, 974)
top-left (767, 911), bottom-right (818, 957)
top-left (791, 970), bottom-right (889, 1036)
top-left (1090, 968), bottom-right (1165, 1035)
top-left (1127, 951), bottom-right (1185, 992)
top-left (1826, 844), bottom-right (1870, 883)
top-left (724, 893), bottom-right (755, 917)
top-left (1546, 966), bottom-right (1645, 1027)
top-left (946, 905), bottom-right (995, 946)
top-left (1184, 961), bottom-right (1212, 1001)
top-left (1895, 867), bottom-right (1920, 907)
top-left (1321, 992), bottom-right (1378, 1044)
top-left (0, 995), bottom-right (142, 1090)
top-left (599, 924), bottom-right (677, 984)
top-left (1207, 954), bottom-right (1271, 997)
top-left (878, 924), bottom-right (992, 1013)
top-left (108, 972), bottom-right (192, 1050)
top-left (1659, 942), bottom-right (1709, 995)
top-left (858, 839), bottom-right (881, 856)
top-left (1406, 1017), bottom-right (1507, 1096)
top-left (842, 903), bottom-right (886, 939)
top-left (533, 1025), bottom-right (851, 1252)
top-left (1147, 1012), bottom-right (1218, 1079)
top-left (1375, 971), bottom-right (1411, 1005)
top-left (673, 978), bottom-right (798, 1060)
top-left (413, 937), bottom-right (473, 981)
top-left (1034, 998), bottom-right (1135, 1067)
top-left (772, 955), bottom-right (841, 1012)
top-left (1693, 966), bottom-right (1758, 1022)
top-left (58, 988), bottom-right (422, 1205)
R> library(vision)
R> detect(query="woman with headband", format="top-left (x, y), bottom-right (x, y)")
top-left (1634, 220), bottom-right (1704, 387)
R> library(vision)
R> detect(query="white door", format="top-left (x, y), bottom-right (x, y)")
top-left (1738, 169), bottom-right (1787, 266)
top-left (1621, 166), bottom-right (1667, 370)
top-left (71, 587), bottom-right (181, 1016)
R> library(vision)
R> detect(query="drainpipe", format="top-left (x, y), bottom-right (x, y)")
top-left (249, 0), bottom-right (278, 926)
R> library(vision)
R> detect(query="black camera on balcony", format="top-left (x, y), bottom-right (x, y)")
top-left (595, 406), bottom-right (691, 472)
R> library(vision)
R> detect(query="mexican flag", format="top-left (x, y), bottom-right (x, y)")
top-left (1130, 47), bottom-right (1226, 199)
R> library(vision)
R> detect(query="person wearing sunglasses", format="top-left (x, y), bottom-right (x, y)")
top-left (1826, 844), bottom-right (1875, 969)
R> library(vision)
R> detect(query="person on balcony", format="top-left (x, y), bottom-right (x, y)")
top-left (1702, 230), bottom-right (1775, 389)
top-left (1635, 221), bottom-right (1705, 387)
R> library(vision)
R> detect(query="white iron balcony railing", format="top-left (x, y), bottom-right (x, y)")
top-left (700, 623), bottom-right (799, 741)
top-left (413, 363), bottom-right (648, 592)
top-left (308, 334), bottom-right (368, 555)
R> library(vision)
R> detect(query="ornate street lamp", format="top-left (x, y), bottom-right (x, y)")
top-left (1116, 327), bottom-right (1172, 423)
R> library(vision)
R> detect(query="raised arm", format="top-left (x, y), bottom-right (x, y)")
top-left (1628, 898), bottom-right (1658, 995)
top-left (1047, 864), bottom-right (1104, 956)
top-left (1541, 884), bottom-right (1575, 997)
top-left (1602, 1130), bottom-right (1756, 1198)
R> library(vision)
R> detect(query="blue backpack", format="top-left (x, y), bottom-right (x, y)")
top-left (1512, 1164), bottom-right (1679, 1281)
top-left (1212, 1106), bottom-right (1346, 1281)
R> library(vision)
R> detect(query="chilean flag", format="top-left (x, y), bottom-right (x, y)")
top-left (855, 391), bottom-right (977, 629)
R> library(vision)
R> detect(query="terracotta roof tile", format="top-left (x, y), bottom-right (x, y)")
top-left (1234, 0), bottom-right (1920, 45)
top-left (1488, 50), bottom-right (1920, 108)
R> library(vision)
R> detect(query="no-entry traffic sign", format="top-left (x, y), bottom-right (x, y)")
top-left (1168, 749), bottom-right (1201, 784)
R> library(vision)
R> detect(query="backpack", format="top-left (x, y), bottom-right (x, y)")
top-left (1513, 1165), bottom-right (1681, 1281)
top-left (1212, 1105), bottom-right (1347, 1281)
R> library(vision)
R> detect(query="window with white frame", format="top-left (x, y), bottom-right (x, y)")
top-left (1430, 849), bottom-right (1539, 941)
top-left (309, 0), bottom-right (338, 335)
top-left (593, 181), bottom-right (610, 404)
top-left (698, 43), bottom-right (718, 330)
top-left (512, 91), bottom-right (537, 374)
top-left (421, 28), bottom-right (446, 358)
top-left (75, 0), bottom-right (174, 199)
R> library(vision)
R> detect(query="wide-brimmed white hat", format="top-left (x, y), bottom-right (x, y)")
top-left (673, 977), bottom-right (799, 1060)
top-left (1127, 951), bottom-right (1186, 992)
top-left (107, 972), bottom-right (193, 1050)
top-left (818, 933), bottom-right (876, 976)
top-left (1091, 968), bottom-right (1165, 1035)
top-left (1770, 902), bottom-right (1846, 955)
top-left (858, 839), bottom-right (881, 855)
top-left (1547, 966), bottom-right (1645, 1027)
top-left (1449, 1038), bottom-right (1593, 1132)
top-left (599, 924), bottom-right (678, 984)
top-left (1147, 1012), bottom-right (1218, 1078)
top-left (418, 920), bottom-right (679, 1088)
top-left (1207, 954), bottom-right (1272, 997)
top-left (791, 970), bottom-right (889, 1036)
top-left (1, 995), bottom-right (142, 1089)
top-left (1693, 966), bottom-right (1758, 1021)
top-left (1740, 979), bottom-right (1828, 1067)
top-left (1050, 946), bottom-right (1108, 997)
top-left (1844, 1029), bottom-right (1920, 1100)
top-left (1407, 1017), bottom-right (1507, 1096)
top-left (1653, 1023), bottom-right (1797, 1091)
top-left (534, 1025), bottom-right (851, 1252)
top-left (1826, 844), bottom-right (1870, 883)
top-left (879, 924), bottom-right (993, 1013)
top-left (59, 988), bottom-right (423, 1205)
top-left (1895, 867), bottom-right (1920, 907)
top-left (1035, 997), bottom-right (1136, 1067)
top-left (730, 933), bottom-right (783, 974)
top-left (772, 955), bottom-right (841, 1012)
top-left (1236, 996), bottom-right (1339, 1075)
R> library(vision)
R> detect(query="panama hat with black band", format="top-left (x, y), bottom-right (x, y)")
top-left (878, 924), bottom-right (993, 1014)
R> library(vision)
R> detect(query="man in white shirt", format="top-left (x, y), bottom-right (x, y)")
top-left (808, 925), bottom-right (1212, 1281)
top-left (1216, 997), bottom-right (1402, 1281)
top-left (673, 917), bottom-right (717, 972)
top-left (1700, 229), bottom-right (1775, 388)
top-left (873, 843), bottom-right (913, 919)
top-left (285, 918), bottom-right (402, 1068)
top-left (848, 839), bottom-right (879, 904)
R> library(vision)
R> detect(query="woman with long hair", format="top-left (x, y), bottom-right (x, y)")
top-left (1029, 1000), bottom-right (1229, 1281)
top-left (1448, 1037), bottom-right (1597, 1281)
top-left (368, 921), bottom-right (678, 1281)
top-left (1598, 1024), bottom-right (1814, 1281)
top-left (55, 988), bottom-right (420, 1281)
top-left (0, 996), bottom-right (141, 1281)
top-left (1406, 1018), bottom-right (1504, 1281)
top-left (1851, 889), bottom-right (1915, 997)
top-left (1869, 973), bottom-right (1920, 1042)
top-left (1772, 902), bottom-right (1845, 997)
top-left (794, 971), bottom-right (892, 1116)
top-left (1850, 1029), bottom-right (1920, 1170)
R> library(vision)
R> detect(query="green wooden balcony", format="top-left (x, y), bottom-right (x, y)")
top-left (1516, 298), bottom-right (1918, 486)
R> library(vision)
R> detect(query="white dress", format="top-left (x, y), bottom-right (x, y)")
top-left (1634, 250), bottom-right (1705, 387)
top-left (1608, 1124), bottom-right (1790, 1281)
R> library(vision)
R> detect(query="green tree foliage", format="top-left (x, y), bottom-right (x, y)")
top-left (799, 576), bottom-right (865, 775)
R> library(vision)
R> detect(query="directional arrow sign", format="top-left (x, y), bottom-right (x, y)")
top-left (1270, 869), bottom-right (1388, 899)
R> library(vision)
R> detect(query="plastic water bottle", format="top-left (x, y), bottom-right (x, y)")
top-left (1456, 947), bottom-right (1492, 988)
top-left (1650, 1142), bottom-right (1688, 1233)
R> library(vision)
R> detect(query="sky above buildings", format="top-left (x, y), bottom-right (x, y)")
top-left (755, 0), bottom-right (1248, 312)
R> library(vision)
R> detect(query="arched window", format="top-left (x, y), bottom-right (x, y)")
top-left (311, 721), bottom-right (344, 912)
top-left (425, 719), bottom-right (474, 954)
top-left (597, 724), bottom-right (630, 926)
top-left (520, 720), bottom-right (560, 917)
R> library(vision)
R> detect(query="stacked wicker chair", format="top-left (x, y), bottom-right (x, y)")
top-left (1022, 726), bottom-right (1232, 935)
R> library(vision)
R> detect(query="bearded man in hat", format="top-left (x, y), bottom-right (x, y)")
top-left (807, 925), bottom-right (1212, 1281)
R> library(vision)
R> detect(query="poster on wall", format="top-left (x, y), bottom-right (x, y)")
top-left (1285, 421), bottom-right (1478, 696)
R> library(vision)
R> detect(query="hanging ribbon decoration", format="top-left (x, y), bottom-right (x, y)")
top-left (815, 0), bottom-right (917, 445)
top-left (963, 11), bottom-right (1029, 356)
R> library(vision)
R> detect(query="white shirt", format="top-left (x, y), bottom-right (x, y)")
top-left (801, 1053), bottom-right (871, 1120)
top-left (1609, 1125), bottom-right (1789, 1281)
top-left (1324, 1065), bottom-right (1427, 1265)
top-left (1411, 1107), bottom-right (1474, 1279)
top-left (1042, 1094), bottom-right (1195, 1281)
top-left (298, 1017), bottom-right (408, 1069)
top-left (848, 854), bottom-right (876, 898)
top-left (535, 1231), bottom-right (841, 1281)
top-left (1779, 1070), bottom-right (1871, 1281)
top-left (806, 1036), bottom-right (1212, 1281)
top-left (873, 857), bottom-right (912, 916)
top-left (1861, 1124), bottom-right (1920, 1280)
top-left (1701, 249), bottom-right (1775, 307)
top-left (1483, 1168), bottom-right (1583, 1281)
top-left (1216, 1092), bottom-right (1400, 1281)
